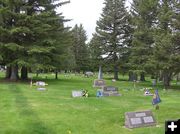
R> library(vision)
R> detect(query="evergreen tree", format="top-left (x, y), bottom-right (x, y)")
top-left (71, 24), bottom-right (89, 73)
top-left (0, 0), bottom-right (70, 80)
top-left (152, 0), bottom-right (180, 88)
top-left (95, 0), bottom-right (130, 80)
top-left (89, 33), bottom-right (104, 71)
top-left (129, 0), bottom-right (159, 81)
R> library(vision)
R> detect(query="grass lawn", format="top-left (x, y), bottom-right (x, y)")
top-left (0, 72), bottom-right (179, 134)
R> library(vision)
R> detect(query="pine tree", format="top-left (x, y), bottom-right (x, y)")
top-left (89, 33), bottom-right (104, 71)
top-left (71, 24), bottom-right (89, 73)
top-left (95, 0), bottom-right (130, 80)
top-left (0, 0), bottom-right (70, 80)
top-left (129, 0), bottom-right (159, 81)
top-left (153, 0), bottom-right (180, 88)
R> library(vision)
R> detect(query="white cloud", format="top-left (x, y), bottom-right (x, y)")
top-left (57, 0), bottom-right (132, 41)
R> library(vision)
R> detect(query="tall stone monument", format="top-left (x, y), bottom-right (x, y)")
top-left (93, 66), bottom-right (106, 87)
top-left (98, 66), bottom-right (103, 79)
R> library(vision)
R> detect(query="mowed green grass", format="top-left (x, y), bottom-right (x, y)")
top-left (0, 73), bottom-right (179, 134)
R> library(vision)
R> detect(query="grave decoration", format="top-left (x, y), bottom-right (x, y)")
top-left (125, 110), bottom-right (156, 129)
top-left (152, 89), bottom-right (161, 110)
top-left (96, 89), bottom-right (103, 97)
top-left (144, 88), bottom-right (153, 96)
top-left (93, 66), bottom-right (106, 87)
top-left (82, 90), bottom-right (88, 97)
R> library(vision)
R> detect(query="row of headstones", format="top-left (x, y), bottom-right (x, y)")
top-left (72, 85), bottom-right (121, 98)
top-left (94, 67), bottom-right (156, 129)
top-left (35, 83), bottom-right (157, 129)
top-left (72, 78), bottom-right (121, 98)
top-left (94, 79), bottom-right (121, 97)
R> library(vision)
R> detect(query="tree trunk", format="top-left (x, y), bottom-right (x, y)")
top-left (6, 66), bottom-right (11, 79)
top-left (133, 73), bottom-right (138, 81)
top-left (140, 72), bottom-right (145, 81)
top-left (114, 65), bottom-right (119, 80)
top-left (163, 72), bottom-right (171, 89)
top-left (177, 73), bottom-right (180, 81)
top-left (21, 66), bottom-right (28, 80)
top-left (55, 70), bottom-right (58, 79)
top-left (36, 70), bottom-right (39, 77)
top-left (128, 71), bottom-right (134, 81)
top-left (159, 71), bottom-right (163, 81)
top-left (10, 65), bottom-right (19, 81)
top-left (129, 71), bottom-right (138, 81)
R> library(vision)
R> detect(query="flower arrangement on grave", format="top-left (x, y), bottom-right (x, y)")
top-left (82, 90), bottom-right (88, 97)
top-left (143, 87), bottom-right (154, 96)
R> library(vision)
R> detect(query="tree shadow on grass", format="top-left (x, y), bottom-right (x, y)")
top-left (9, 84), bottom-right (56, 134)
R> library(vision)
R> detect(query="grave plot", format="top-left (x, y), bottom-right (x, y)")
top-left (125, 110), bottom-right (156, 129)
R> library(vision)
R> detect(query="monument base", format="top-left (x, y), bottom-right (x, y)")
top-left (93, 79), bottom-right (106, 87)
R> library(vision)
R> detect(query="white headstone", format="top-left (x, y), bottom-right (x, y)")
top-left (72, 91), bottom-right (83, 97)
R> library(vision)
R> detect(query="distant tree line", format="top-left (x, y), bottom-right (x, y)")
top-left (0, 0), bottom-right (179, 88)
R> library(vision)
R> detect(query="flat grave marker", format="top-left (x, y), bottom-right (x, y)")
top-left (72, 90), bottom-right (83, 97)
top-left (125, 110), bottom-right (156, 129)
top-left (37, 87), bottom-right (46, 91)
top-left (102, 86), bottom-right (121, 96)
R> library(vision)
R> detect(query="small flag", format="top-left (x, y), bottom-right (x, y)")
top-left (152, 89), bottom-right (161, 105)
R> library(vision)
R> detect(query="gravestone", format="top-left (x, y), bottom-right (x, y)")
top-left (37, 87), bottom-right (46, 91)
top-left (93, 66), bottom-right (105, 87)
top-left (72, 91), bottom-right (83, 97)
top-left (102, 86), bottom-right (121, 96)
top-left (93, 79), bottom-right (106, 87)
top-left (98, 66), bottom-right (103, 79)
top-left (125, 110), bottom-right (156, 129)
top-left (35, 81), bottom-right (48, 86)
top-left (84, 71), bottom-right (94, 77)
top-left (152, 79), bottom-right (156, 87)
top-left (35, 81), bottom-right (48, 91)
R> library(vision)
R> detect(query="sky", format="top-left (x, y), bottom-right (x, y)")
top-left (57, 0), bottom-right (132, 41)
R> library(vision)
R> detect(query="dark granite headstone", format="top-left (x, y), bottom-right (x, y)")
top-left (102, 86), bottom-right (121, 96)
top-left (93, 79), bottom-right (106, 87)
top-left (125, 110), bottom-right (156, 128)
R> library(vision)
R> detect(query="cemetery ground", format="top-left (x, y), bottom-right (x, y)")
top-left (0, 72), bottom-right (179, 134)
